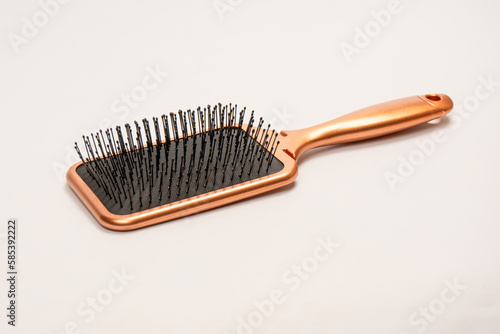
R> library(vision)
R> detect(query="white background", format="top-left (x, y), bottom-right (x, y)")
top-left (1, 0), bottom-right (499, 333)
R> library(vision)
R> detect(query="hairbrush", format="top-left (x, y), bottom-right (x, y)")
top-left (67, 94), bottom-right (453, 231)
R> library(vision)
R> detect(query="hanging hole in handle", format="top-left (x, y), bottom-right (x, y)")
top-left (425, 94), bottom-right (442, 101)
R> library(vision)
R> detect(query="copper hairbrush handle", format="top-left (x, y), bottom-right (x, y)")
top-left (281, 94), bottom-right (453, 160)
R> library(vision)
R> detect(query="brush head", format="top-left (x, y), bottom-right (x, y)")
top-left (67, 104), bottom-right (298, 230)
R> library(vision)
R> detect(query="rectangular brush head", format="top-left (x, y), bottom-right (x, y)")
top-left (67, 104), bottom-right (298, 231)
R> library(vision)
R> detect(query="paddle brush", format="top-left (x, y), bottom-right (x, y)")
top-left (67, 94), bottom-right (453, 231)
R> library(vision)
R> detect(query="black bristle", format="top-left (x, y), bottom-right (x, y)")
top-left (74, 103), bottom-right (284, 215)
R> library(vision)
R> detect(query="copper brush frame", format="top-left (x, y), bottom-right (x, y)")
top-left (67, 94), bottom-right (453, 231)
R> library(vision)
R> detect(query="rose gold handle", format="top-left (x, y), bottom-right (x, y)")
top-left (281, 94), bottom-right (453, 160)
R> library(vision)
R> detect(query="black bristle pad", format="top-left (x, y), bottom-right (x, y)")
top-left (75, 125), bottom-right (284, 215)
